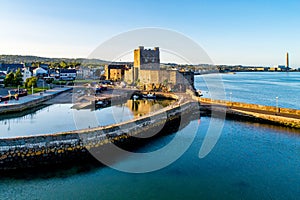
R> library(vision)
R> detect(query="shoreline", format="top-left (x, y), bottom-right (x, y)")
top-left (194, 71), bottom-right (300, 76)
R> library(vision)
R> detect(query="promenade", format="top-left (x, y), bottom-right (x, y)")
top-left (0, 87), bottom-right (72, 114)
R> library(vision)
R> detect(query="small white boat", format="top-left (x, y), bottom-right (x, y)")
top-left (196, 90), bottom-right (203, 97)
top-left (133, 95), bottom-right (139, 100)
top-left (96, 101), bottom-right (104, 105)
top-left (142, 93), bottom-right (156, 99)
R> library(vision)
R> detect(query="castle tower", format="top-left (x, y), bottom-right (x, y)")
top-left (134, 46), bottom-right (160, 70)
top-left (133, 46), bottom-right (160, 81)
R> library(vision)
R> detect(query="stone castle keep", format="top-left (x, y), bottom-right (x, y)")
top-left (106, 46), bottom-right (194, 91)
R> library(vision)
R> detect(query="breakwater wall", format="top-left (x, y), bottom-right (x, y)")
top-left (198, 97), bottom-right (300, 128)
top-left (0, 101), bottom-right (198, 171)
top-left (199, 98), bottom-right (300, 116)
top-left (0, 88), bottom-right (72, 114)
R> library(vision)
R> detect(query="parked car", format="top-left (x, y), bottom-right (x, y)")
top-left (99, 80), bottom-right (113, 85)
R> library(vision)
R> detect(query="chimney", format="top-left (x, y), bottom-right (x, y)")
top-left (286, 52), bottom-right (289, 68)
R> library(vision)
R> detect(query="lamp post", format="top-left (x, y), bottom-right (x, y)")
top-left (276, 96), bottom-right (279, 113)
top-left (18, 85), bottom-right (20, 94)
top-left (229, 92), bottom-right (232, 102)
top-left (32, 85), bottom-right (34, 95)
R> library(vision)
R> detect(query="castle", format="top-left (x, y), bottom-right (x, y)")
top-left (105, 46), bottom-right (194, 92)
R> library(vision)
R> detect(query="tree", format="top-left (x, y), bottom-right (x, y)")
top-left (59, 61), bottom-right (67, 68)
top-left (49, 62), bottom-right (60, 69)
top-left (4, 72), bottom-right (15, 87)
top-left (31, 62), bottom-right (40, 68)
top-left (95, 69), bottom-right (101, 77)
top-left (25, 77), bottom-right (37, 88)
top-left (14, 68), bottom-right (23, 86)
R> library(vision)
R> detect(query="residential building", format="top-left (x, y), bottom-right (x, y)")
top-left (59, 69), bottom-right (77, 80)
top-left (33, 67), bottom-right (48, 76)
top-left (22, 68), bottom-right (32, 82)
top-left (0, 63), bottom-right (24, 73)
top-left (0, 72), bottom-right (6, 87)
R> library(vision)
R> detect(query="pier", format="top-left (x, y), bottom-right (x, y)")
top-left (198, 97), bottom-right (300, 128)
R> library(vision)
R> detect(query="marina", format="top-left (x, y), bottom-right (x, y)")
top-left (0, 116), bottom-right (299, 199)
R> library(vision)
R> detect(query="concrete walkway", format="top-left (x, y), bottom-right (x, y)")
top-left (0, 87), bottom-right (71, 107)
top-left (200, 102), bottom-right (300, 120)
top-left (200, 102), bottom-right (300, 128)
top-left (0, 87), bottom-right (72, 114)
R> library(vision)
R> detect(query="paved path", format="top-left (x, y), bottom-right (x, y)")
top-left (200, 102), bottom-right (300, 120)
top-left (0, 87), bottom-right (72, 107)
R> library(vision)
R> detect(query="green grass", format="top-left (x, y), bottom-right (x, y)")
top-left (28, 88), bottom-right (46, 95)
top-left (74, 79), bottom-right (98, 83)
top-left (52, 80), bottom-right (67, 85)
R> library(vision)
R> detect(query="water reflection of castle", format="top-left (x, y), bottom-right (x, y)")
top-left (126, 99), bottom-right (175, 118)
top-left (105, 46), bottom-right (194, 92)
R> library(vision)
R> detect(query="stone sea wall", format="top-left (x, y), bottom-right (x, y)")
top-left (0, 101), bottom-right (198, 170)
top-left (199, 97), bottom-right (300, 128)
top-left (199, 97), bottom-right (300, 116)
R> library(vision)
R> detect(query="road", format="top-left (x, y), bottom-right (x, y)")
top-left (0, 88), bottom-right (9, 96)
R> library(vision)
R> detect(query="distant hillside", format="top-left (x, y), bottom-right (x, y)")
top-left (0, 55), bottom-right (120, 66)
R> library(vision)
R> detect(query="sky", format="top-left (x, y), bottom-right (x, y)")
top-left (1, 0), bottom-right (300, 67)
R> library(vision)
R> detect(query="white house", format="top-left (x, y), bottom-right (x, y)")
top-left (22, 68), bottom-right (32, 82)
top-left (33, 67), bottom-right (48, 76)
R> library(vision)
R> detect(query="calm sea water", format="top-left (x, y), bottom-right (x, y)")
top-left (0, 117), bottom-right (299, 200)
top-left (0, 99), bottom-right (172, 138)
top-left (195, 72), bottom-right (300, 109)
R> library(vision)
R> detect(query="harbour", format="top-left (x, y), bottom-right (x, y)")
top-left (0, 72), bottom-right (300, 199)
top-left (2, 1), bottom-right (300, 199)
top-left (0, 116), bottom-right (299, 199)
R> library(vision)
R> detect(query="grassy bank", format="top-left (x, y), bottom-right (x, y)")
top-left (26, 88), bottom-right (46, 95)
top-left (74, 79), bottom-right (98, 84)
